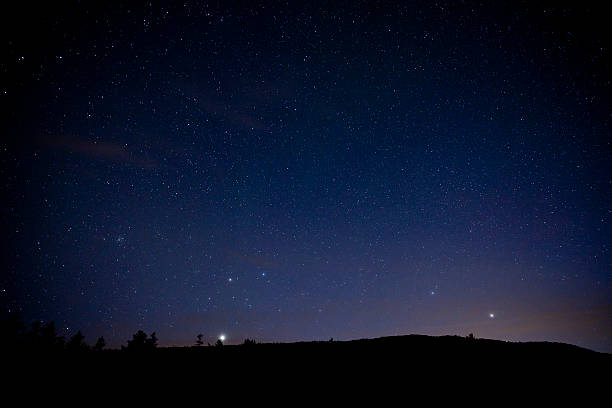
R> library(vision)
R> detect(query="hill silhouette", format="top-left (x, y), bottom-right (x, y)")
top-left (7, 331), bottom-right (609, 368)
top-left (3, 314), bottom-right (610, 394)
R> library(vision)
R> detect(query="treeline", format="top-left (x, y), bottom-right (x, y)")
top-left (0, 313), bottom-right (259, 353)
top-left (1, 313), bottom-right (106, 353)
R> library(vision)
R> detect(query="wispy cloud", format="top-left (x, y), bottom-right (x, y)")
top-left (48, 136), bottom-right (155, 168)
top-left (225, 249), bottom-right (280, 269)
top-left (198, 95), bottom-right (271, 132)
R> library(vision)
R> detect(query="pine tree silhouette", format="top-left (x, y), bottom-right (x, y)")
top-left (35, 321), bottom-right (65, 351)
top-left (66, 330), bottom-right (89, 352)
top-left (0, 312), bottom-right (25, 349)
top-left (127, 330), bottom-right (148, 351)
top-left (93, 336), bottom-right (106, 351)
top-left (126, 330), bottom-right (158, 351)
top-left (146, 332), bottom-right (158, 349)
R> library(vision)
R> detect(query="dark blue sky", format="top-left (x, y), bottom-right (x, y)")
top-left (2, 1), bottom-right (611, 352)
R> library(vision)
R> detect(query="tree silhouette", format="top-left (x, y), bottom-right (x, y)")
top-left (127, 330), bottom-right (147, 351)
top-left (215, 339), bottom-right (223, 347)
top-left (93, 336), bottom-right (106, 351)
top-left (195, 334), bottom-right (204, 347)
top-left (31, 321), bottom-right (65, 351)
top-left (126, 330), bottom-right (157, 351)
top-left (0, 312), bottom-right (25, 349)
top-left (243, 338), bottom-right (257, 346)
top-left (66, 330), bottom-right (89, 352)
top-left (146, 332), bottom-right (158, 349)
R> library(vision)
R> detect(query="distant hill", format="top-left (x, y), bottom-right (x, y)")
top-left (5, 333), bottom-right (610, 394)
top-left (12, 333), bottom-right (608, 368)
top-left (10, 332), bottom-right (609, 361)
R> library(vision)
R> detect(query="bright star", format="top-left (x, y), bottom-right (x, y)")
top-left (219, 334), bottom-right (226, 342)
top-left (489, 313), bottom-right (495, 318)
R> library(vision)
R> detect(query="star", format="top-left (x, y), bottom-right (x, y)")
top-left (5, 1), bottom-right (609, 354)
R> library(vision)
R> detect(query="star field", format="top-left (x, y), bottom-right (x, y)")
top-left (1, 1), bottom-right (610, 351)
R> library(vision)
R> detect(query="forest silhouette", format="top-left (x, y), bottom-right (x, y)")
top-left (3, 312), bottom-right (608, 353)
top-left (2, 311), bottom-right (609, 386)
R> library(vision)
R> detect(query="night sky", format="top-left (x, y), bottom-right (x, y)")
top-left (2, 1), bottom-right (611, 352)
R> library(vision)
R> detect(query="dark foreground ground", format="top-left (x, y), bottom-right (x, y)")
top-left (5, 334), bottom-right (611, 400)
top-left (7, 334), bottom-right (610, 374)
